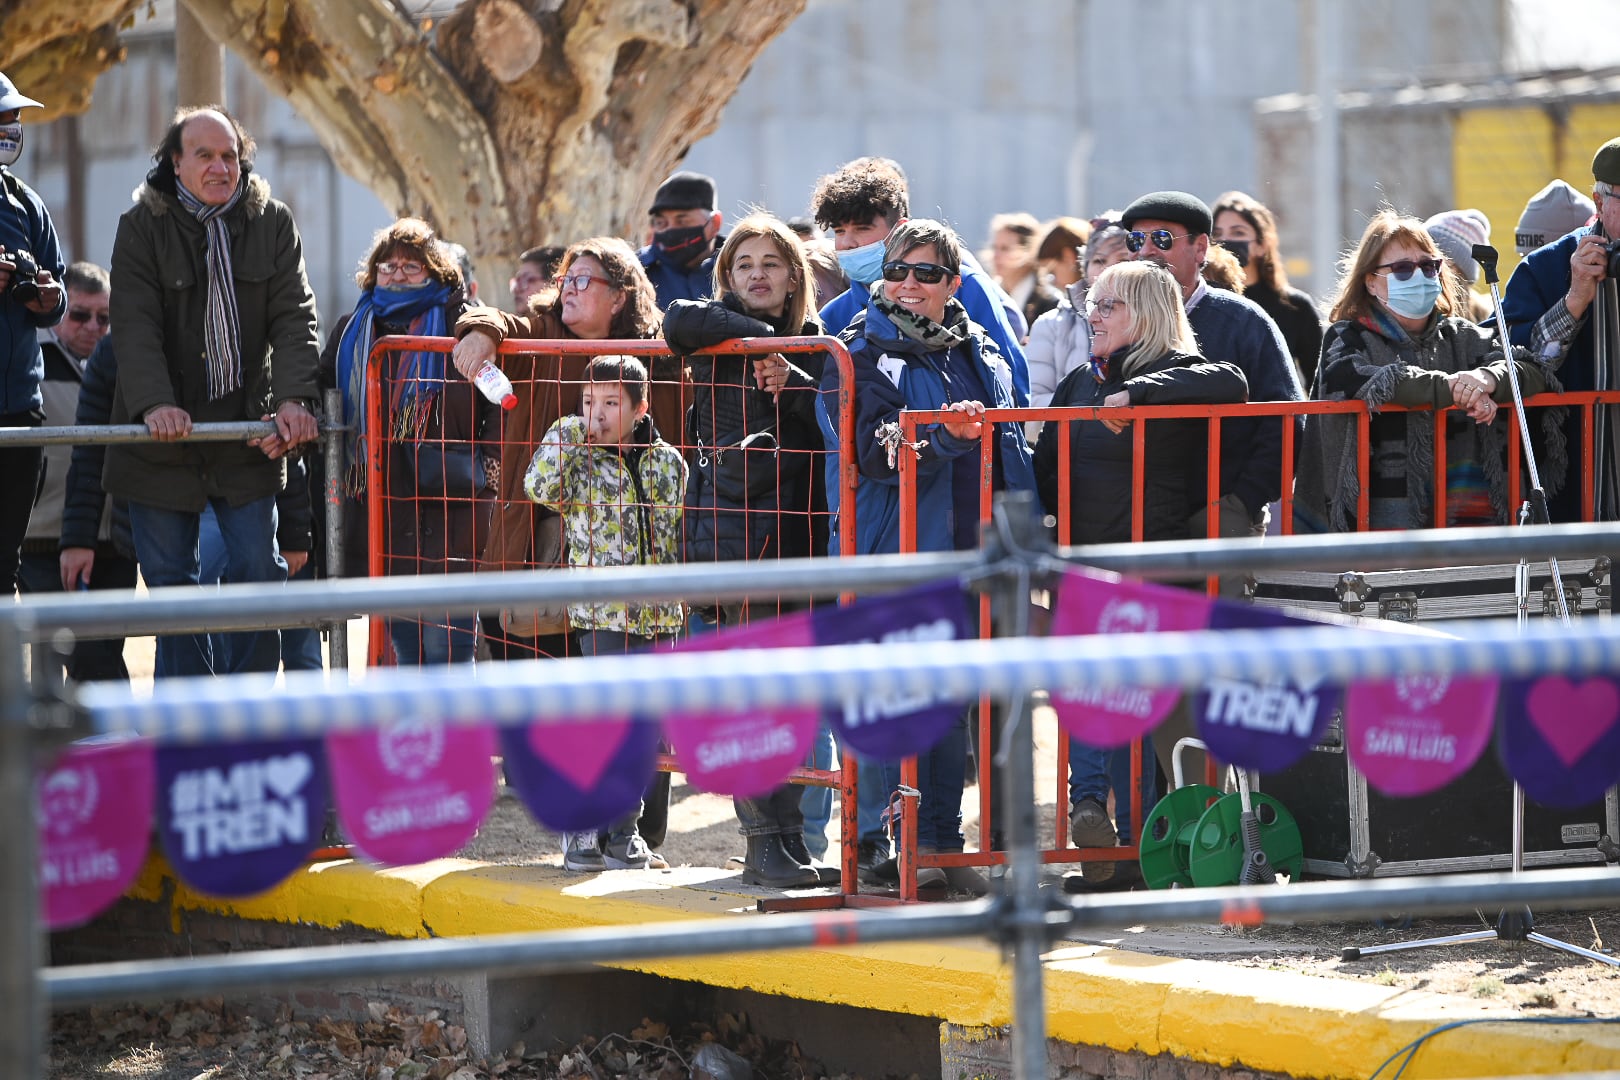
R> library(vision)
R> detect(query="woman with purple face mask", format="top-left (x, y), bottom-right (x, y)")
top-left (1294, 210), bottom-right (1564, 534)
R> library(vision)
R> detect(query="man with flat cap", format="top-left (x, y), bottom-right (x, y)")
top-left (1503, 137), bottom-right (1620, 524)
top-left (0, 70), bottom-right (67, 598)
top-left (1121, 190), bottom-right (1303, 542)
top-left (638, 170), bottom-right (725, 310)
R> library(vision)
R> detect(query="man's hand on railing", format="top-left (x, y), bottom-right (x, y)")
top-left (59, 547), bottom-right (94, 591)
top-left (252, 401), bottom-right (318, 459)
top-left (143, 404), bottom-right (193, 441)
top-left (452, 330), bottom-right (497, 381)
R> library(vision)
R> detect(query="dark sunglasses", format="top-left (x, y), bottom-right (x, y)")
top-left (67, 308), bottom-right (110, 327)
top-left (1376, 258), bottom-right (1444, 281)
top-left (881, 260), bottom-right (952, 285)
top-left (1125, 229), bottom-right (1190, 253)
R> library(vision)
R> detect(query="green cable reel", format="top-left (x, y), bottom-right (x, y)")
top-left (1138, 785), bottom-right (1304, 890)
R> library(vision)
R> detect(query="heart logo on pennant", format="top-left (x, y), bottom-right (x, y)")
top-left (1046, 568), bottom-right (1214, 749)
top-left (1526, 678), bottom-right (1620, 768)
top-left (264, 754), bottom-right (313, 799)
top-left (528, 719), bottom-right (633, 793)
top-left (1497, 675), bottom-right (1620, 810)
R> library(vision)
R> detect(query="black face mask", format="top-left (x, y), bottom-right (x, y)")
top-left (1217, 238), bottom-right (1251, 268)
top-left (652, 224), bottom-right (709, 264)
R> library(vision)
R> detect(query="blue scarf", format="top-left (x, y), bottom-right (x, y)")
top-left (337, 281), bottom-right (454, 491)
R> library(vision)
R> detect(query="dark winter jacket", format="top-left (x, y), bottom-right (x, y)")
top-left (1185, 286), bottom-right (1304, 519)
top-left (663, 295), bottom-right (824, 565)
top-left (638, 237), bottom-right (722, 311)
top-left (816, 296), bottom-right (1036, 556)
top-left (1034, 348), bottom-right (1248, 545)
top-left (1243, 280), bottom-right (1324, 392)
top-left (320, 298), bottom-right (495, 579)
top-left (60, 336), bottom-right (134, 559)
top-left (104, 173), bottom-right (320, 511)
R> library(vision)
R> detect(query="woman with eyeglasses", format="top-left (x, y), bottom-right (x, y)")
top-left (452, 237), bottom-right (680, 661)
top-left (819, 218), bottom-right (1035, 895)
top-left (1032, 261), bottom-right (1247, 547)
top-left (321, 218), bottom-right (496, 664)
top-left (1294, 209), bottom-right (1563, 532)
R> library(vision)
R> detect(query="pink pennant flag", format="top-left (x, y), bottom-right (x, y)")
top-left (1347, 673), bottom-right (1498, 796)
top-left (38, 738), bottom-right (155, 930)
top-left (327, 719), bottom-right (497, 866)
top-left (1046, 568), bottom-right (1214, 748)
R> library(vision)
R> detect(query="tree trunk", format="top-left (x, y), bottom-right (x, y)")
top-left (0, 0), bottom-right (139, 119)
top-left (180, 0), bottom-right (805, 307)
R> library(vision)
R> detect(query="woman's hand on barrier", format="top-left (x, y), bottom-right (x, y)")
top-left (753, 352), bottom-right (790, 398)
top-left (1100, 390), bottom-right (1132, 433)
top-left (1448, 370), bottom-right (1499, 424)
top-left (940, 399), bottom-right (986, 441)
top-left (452, 331), bottom-right (497, 380)
top-left (59, 547), bottom-right (94, 591)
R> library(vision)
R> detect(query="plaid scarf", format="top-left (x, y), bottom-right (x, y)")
top-left (175, 179), bottom-right (247, 400)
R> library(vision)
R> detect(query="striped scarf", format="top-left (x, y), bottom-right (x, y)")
top-left (175, 179), bottom-right (246, 400)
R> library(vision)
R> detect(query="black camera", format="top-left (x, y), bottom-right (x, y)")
top-left (4, 248), bottom-right (40, 305)
top-left (1606, 237), bottom-right (1620, 280)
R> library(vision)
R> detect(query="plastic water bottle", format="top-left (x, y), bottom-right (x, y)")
top-left (472, 363), bottom-right (517, 411)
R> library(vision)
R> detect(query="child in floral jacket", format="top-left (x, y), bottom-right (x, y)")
top-left (524, 355), bottom-right (687, 872)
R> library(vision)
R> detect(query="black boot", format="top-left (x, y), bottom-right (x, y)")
top-left (742, 834), bottom-right (819, 889)
top-left (781, 831), bottom-right (840, 886)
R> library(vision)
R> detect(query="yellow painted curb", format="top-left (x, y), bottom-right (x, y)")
top-left (129, 856), bottom-right (1620, 1079)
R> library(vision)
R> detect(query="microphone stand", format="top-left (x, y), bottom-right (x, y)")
top-left (1343, 244), bottom-right (1618, 967)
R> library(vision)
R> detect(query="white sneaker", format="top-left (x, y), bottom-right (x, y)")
top-left (562, 831), bottom-right (606, 872)
top-left (602, 831), bottom-right (651, 870)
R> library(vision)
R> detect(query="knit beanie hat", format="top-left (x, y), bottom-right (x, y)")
top-left (1424, 209), bottom-right (1490, 284)
top-left (1516, 180), bottom-right (1596, 255)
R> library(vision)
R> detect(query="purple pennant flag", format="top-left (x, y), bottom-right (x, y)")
top-left (1498, 675), bottom-right (1620, 809)
top-left (155, 738), bottom-right (327, 898)
top-left (1193, 603), bottom-right (1340, 772)
top-left (326, 720), bottom-right (497, 866)
top-left (812, 579), bottom-right (976, 760)
top-left (1046, 568), bottom-right (1214, 749)
top-left (500, 712), bottom-right (659, 833)
top-left (38, 738), bottom-right (156, 930)
top-left (1346, 674), bottom-right (1498, 797)
top-left (662, 613), bottom-right (820, 798)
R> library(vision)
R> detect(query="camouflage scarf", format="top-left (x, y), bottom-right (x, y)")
top-left (869, 290), bottom-right (969, 350)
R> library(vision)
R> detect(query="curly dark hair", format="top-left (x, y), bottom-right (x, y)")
top-left (353, 218), bottom-right (463, 292)
top-left (147, 106), bottom-right (256, 191)
top-left (810, 157), bottom-right (909, 231)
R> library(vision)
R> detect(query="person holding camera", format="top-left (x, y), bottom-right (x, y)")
top-left (1502, 137), bottom-right (1620, 525)
top-left (0, 71), bottom-right (66, 598)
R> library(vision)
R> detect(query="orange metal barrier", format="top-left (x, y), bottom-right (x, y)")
top-left (360, 333), bottom-right (870, 891)
top-left (884, 391), bottom-right (1620, 901)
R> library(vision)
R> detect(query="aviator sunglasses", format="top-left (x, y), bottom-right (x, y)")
top-left (881, 260), bottom-right (952, 285)
top-left (67, 308), bottom-right (110, 326)
top-left (1124, 229), bottom-right (1190, 253)
top-left (1375, 257), bottom-right (1444, 281)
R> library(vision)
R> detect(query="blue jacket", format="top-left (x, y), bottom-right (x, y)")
top-left (817, 296), bottom-right (1035, 556)
top-left (638, 239), bottom-right (721, 311)
top-left (819, 251), bottom-right (1031, 405)
top-left (0, 169), bottom-right (66, 414)
top-left (1186, 288), bottom-right (1303, 518)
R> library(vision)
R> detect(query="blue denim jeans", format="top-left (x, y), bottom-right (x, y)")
top-left (857, 709), bottom-right (969, 852)
top-left (129, 495), bottom-right (285, 677)
top-left (798, 722), bottom-right (837, 860)
top-left (389, 614), bottom-right (478, 665)
top-left (1068, 736), bottom-right (1158, 845)
top-left (734, 785), bottom-right (805, 838)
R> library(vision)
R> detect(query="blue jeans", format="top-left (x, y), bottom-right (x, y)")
top-left (389, 613), bottom-right (477, 665)
top-left (798, 722), bottom-right (837, 860)
top-left (129, 495), bottom-right (285, 678)
top-left (857, 710), bottom-right (969, 852)
top-left (1068, 736), bottom-right (1158, 845)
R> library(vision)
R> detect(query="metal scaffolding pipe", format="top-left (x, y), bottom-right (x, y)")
top-left (0, 421), bottom-right (280, 446)
top-left (43, 902), bottom-right (997, 1007)
top-left (73, 614), bottom-right (1620, 743)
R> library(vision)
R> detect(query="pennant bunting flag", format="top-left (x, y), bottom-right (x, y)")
top-left (1498, 675), bottom-right (1620, 809)
top-left (1346, 673), bottom-right (1498, 796)
top-left (500, 713), bottom-right (659, 833)
top-left (37, 737), bottom-right (155, 930)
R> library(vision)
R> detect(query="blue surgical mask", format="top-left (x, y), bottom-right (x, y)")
top-left (836, 238), bottom-right (887, 286)
top-left (1383, 272), bottom-right (1441, 320)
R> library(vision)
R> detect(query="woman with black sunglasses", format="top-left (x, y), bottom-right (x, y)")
top-left (1294, 209), bottom-right (1564, 532)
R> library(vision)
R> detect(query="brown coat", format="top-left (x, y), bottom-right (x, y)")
top-left (453, 306), bottom-right (687, 569)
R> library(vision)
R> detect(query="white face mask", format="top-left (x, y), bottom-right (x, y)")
top-left (0, 123), bottom-right (21, 168)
